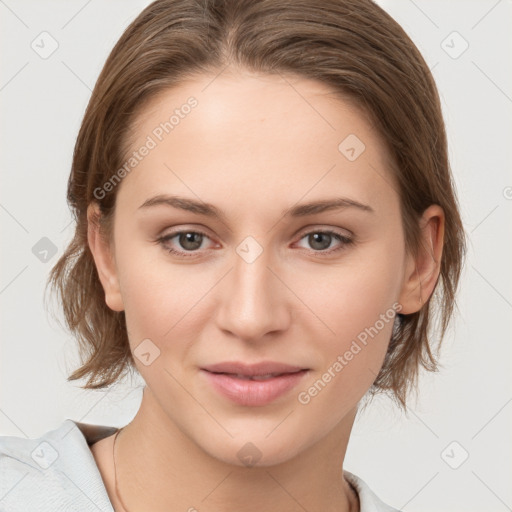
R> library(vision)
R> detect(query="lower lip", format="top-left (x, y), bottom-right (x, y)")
top-left (201, 369), bottom-right (309, 406)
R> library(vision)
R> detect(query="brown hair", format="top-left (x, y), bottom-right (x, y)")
top-left (45, 0), bottom-right (466, 409)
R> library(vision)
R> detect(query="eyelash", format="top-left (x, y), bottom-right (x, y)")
top-left (156, 228), bottom-right (354, 259)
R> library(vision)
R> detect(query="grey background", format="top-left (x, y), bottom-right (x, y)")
top-left (1, 1), bottom-right (511, 511)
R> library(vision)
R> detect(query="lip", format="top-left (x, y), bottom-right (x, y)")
top-left (200, 361), bottom-right (309, 407)
top-left (201, 361), bottom-right (306, 376)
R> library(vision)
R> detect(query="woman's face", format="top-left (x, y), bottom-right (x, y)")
top-left (89, 70), bottom-right (433, 466)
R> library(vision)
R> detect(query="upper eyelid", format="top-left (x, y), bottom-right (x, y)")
top-left (296, 225), bottom-right (353, 238)
top-left (161, 224), bottom-right (352, 237)
top-left (160, 226), bottom-right (352, 247)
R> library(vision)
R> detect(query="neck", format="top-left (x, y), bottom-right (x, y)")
top-left (114, 387), bottom-right (359, 512)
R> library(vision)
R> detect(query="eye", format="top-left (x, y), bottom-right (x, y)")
top-left (295, 229), bottom-right (353, 255)
top-left (157, 229), bottom-right (214, 258)
top-left (156, 227), bottom-right (354, 259)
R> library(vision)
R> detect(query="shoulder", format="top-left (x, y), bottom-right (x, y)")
top-left (0, 419), bottom-right (116, 512)
top-left (344, 470), bottom-right (402, 512)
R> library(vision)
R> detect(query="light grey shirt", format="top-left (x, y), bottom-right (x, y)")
top-left (0, 419), bottom-right (401, 511)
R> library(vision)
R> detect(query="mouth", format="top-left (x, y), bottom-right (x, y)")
top-left (201, 361), bottom-right (308, 377)
top-left (200, 361), bottom-right (309, 406)
top-left (210, 372), bottom-right (303, 381)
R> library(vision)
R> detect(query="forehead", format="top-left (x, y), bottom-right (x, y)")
top-left (116, 71), bottom-right (399, 220)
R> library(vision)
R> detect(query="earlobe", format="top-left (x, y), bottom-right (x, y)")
top-left (398, 205), bottom-right (445, 315)
top-left (87, 203), bottom-right (125, 312)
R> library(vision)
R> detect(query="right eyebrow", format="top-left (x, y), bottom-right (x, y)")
top-left (137, 194), bottom-right (375, 222)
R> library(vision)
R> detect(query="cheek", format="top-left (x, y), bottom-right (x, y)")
top-left (306, 244), bottom-right (402, 338)
top-left (296, 289), bottom-right (398, 418)
top-left (113, 233), bottom-right (212, 352)
top-left (301, 239), bottom-right (403, 386)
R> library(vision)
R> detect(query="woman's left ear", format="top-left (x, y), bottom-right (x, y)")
top-left (397, 204), bottom-right (445, 315)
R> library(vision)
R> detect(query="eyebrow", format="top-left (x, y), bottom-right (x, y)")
top-left (138, 194), bottom-right (375, 221)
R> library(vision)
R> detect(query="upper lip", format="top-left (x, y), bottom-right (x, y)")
top-left (201, 361), bottom-right (307, 377)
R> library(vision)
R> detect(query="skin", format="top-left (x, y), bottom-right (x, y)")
top-left (87, 69), bottom-right (444, 512)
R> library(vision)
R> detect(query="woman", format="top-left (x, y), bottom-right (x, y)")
top-left (0, 0), bottom-right (466, 510)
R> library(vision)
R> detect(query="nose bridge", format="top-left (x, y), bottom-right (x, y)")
top-left (216, 236), bottom-right (289, 339)
top-left (234, 237), bottom-right (273, 293)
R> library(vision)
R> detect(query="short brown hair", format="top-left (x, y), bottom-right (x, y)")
top-left (45, 0), bottom-right (467, 409)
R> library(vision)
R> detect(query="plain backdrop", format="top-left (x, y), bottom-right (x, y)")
top-left (1, 1), bottom-right (511, 511)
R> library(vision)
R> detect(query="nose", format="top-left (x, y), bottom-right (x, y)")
top-left (214, 243), bottom-right (291, 342)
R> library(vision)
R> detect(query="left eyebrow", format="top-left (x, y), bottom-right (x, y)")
top-left (137, 194), bottom-right (375, 220)
top-left (282, 197), bottom-right (375, 217)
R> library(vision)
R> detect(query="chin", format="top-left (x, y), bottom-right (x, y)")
top-left (201, 433), bottom-right (308, 469)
